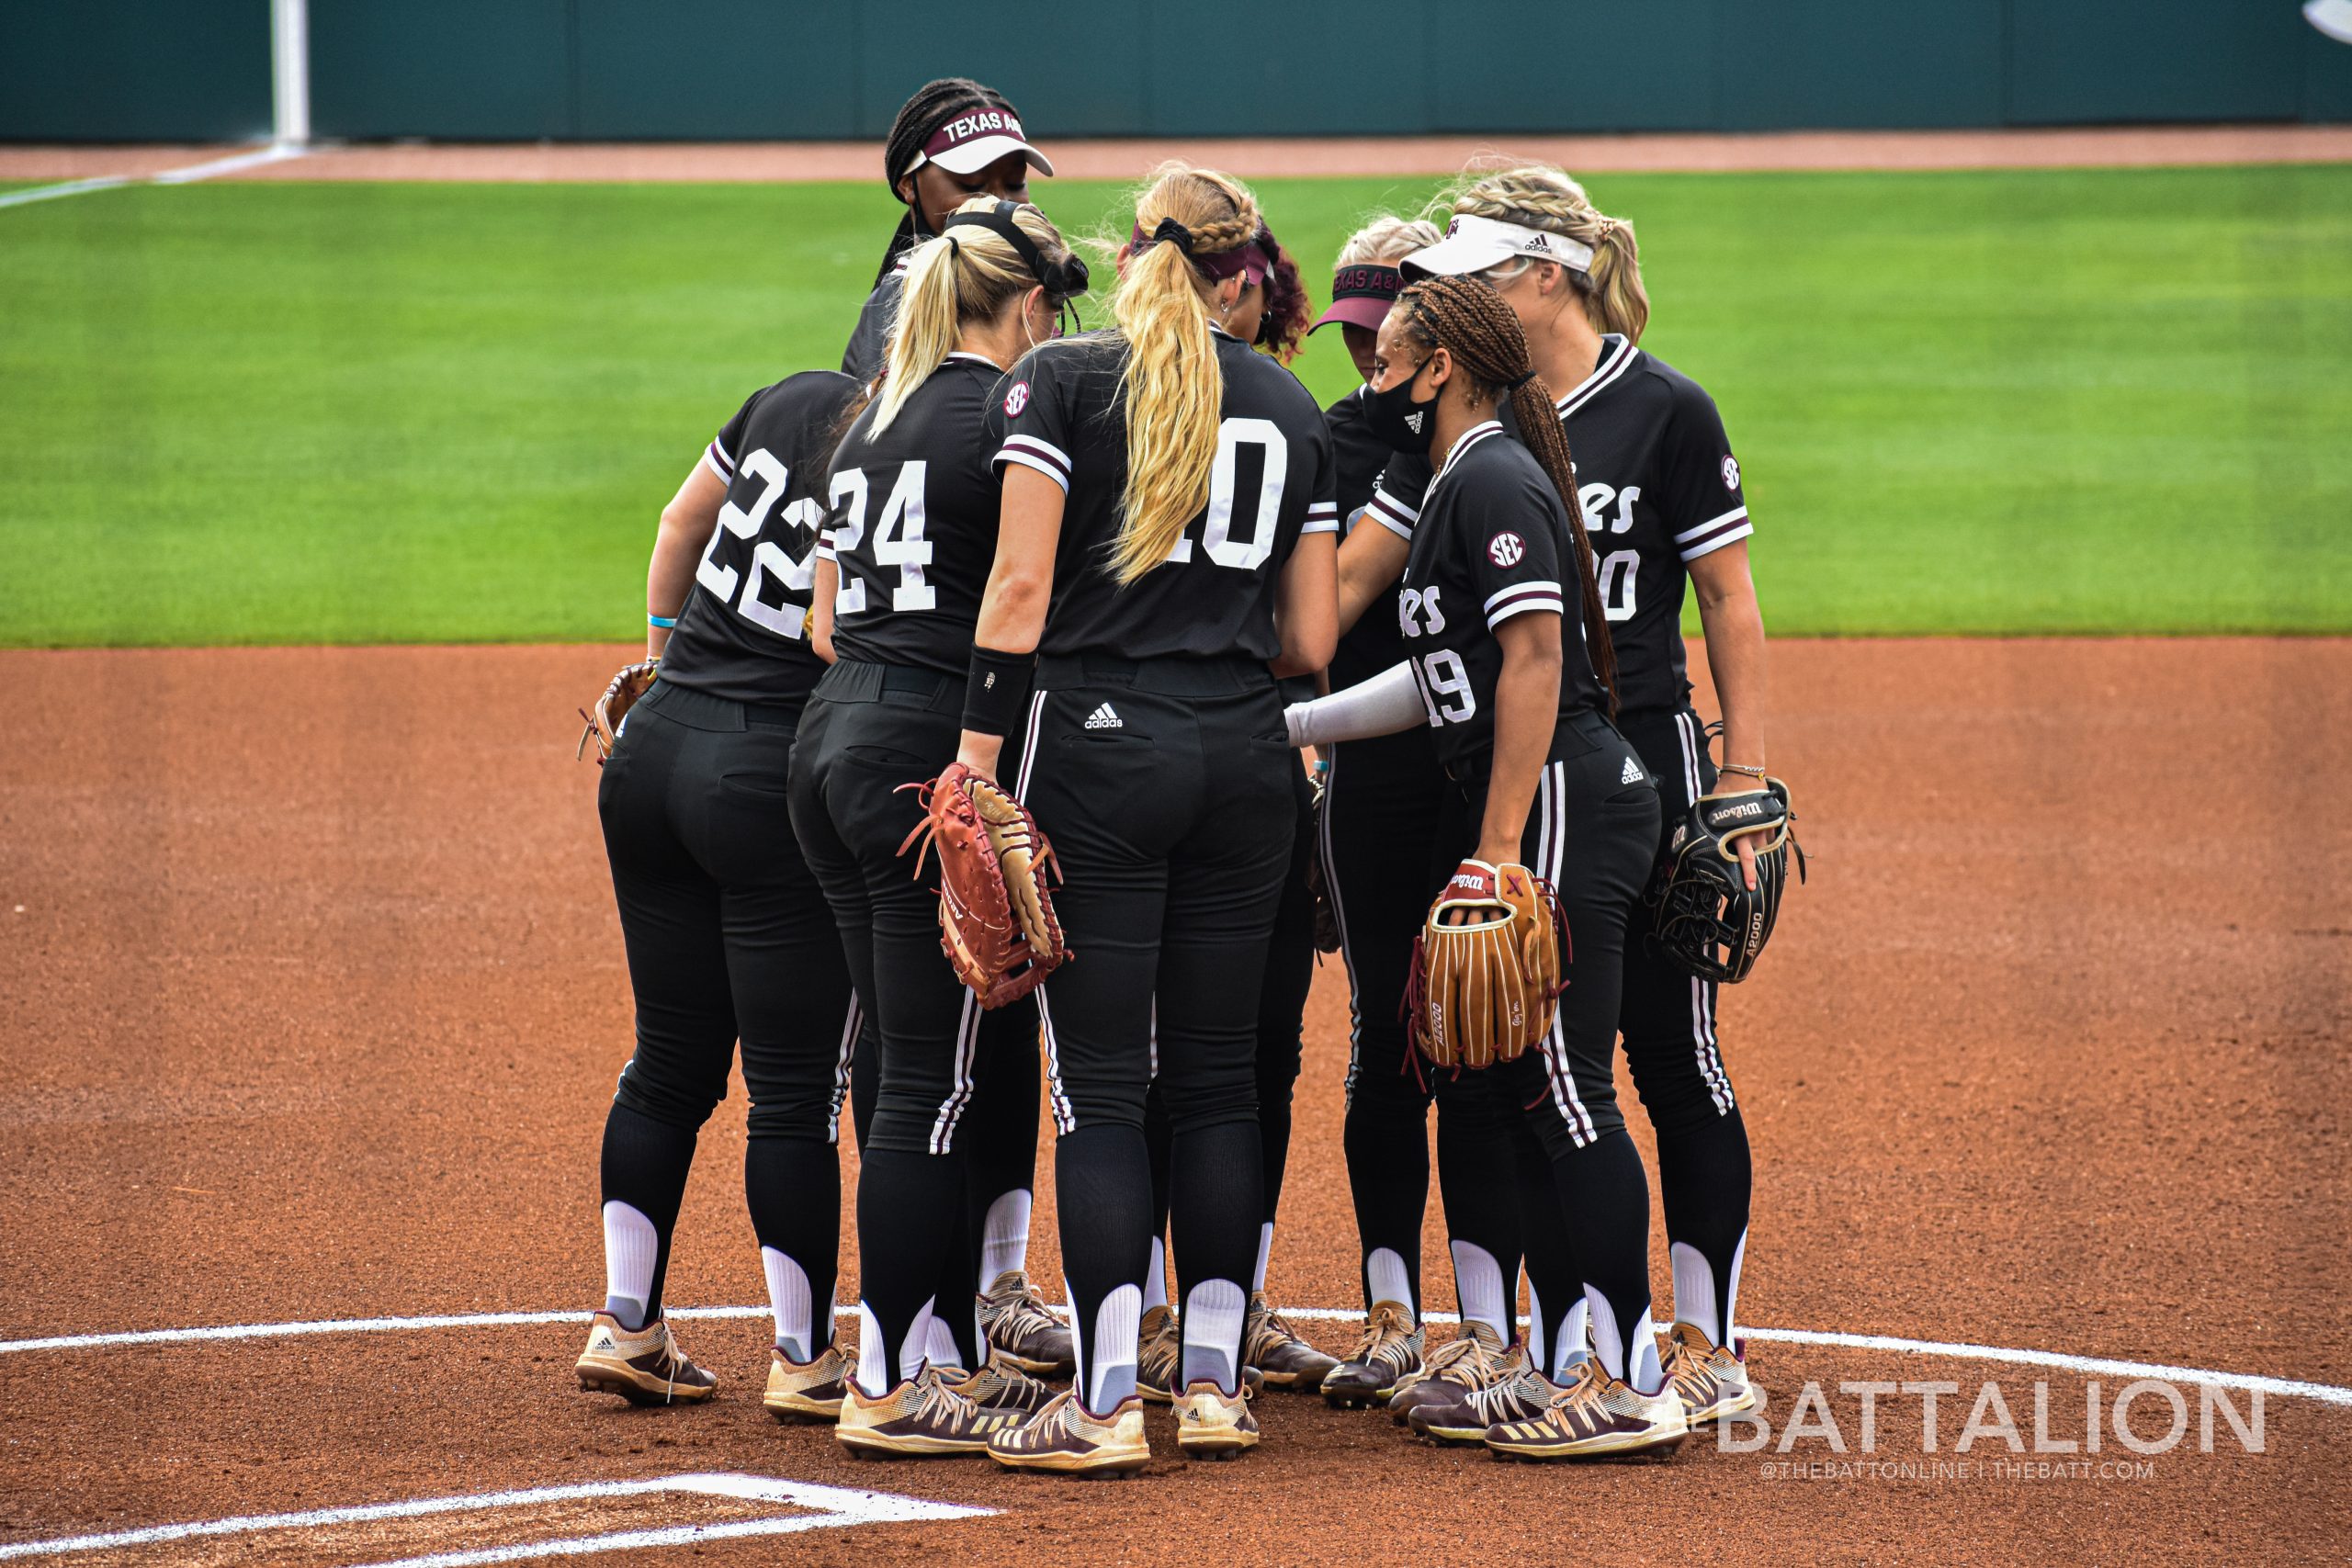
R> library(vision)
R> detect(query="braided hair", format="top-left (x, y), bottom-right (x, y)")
top-left (871, 77), bottom-right (1019, 289)
top-left (1440, 165), bottom-right (1648, 343)
top-left (1392, 276), bottom-right (1623, 712)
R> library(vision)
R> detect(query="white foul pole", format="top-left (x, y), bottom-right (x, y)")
top-left (272, 0), bottom-right (311, 148)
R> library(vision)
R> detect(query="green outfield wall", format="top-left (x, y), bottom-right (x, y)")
top-left (6, 0), bottom-right (2349, 142)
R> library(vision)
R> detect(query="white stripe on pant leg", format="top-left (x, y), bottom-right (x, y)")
top-left (1012, 691), bottom-right (1048, 801)
top-left (928, 989), bottom-right (983, 1154)
top-left (1012, 690), bottom-right (1073, 1133)
top-left (1035, 986), bottom-right (1076, 1134)
top-left (827, 998), bottom-right (863, 1143)
top-left (1534, 764), bottom-right (1595, 1145)
top-left (1535, 754), bottom-right (1555, 895)
top-left (1676, 710), bottom-right (1702, 802)
top-left (1319, 747), bottom-right (1368, 1102)
top-left (1691, 976), bottom-right (1734, 1113)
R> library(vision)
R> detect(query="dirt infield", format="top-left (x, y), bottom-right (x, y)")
top-left (4, 124), bottom-right (2349, 186)
top-left (3, 637), bottom-right (2346, 1564)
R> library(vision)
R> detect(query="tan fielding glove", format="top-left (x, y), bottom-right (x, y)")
top-left (1406, 859), bottom-right (1566, 1069)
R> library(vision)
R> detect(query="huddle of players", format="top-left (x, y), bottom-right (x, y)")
top-left (574, 77), bottom-right (1772, 1476)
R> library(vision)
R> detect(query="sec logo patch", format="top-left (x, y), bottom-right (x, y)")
top-left (1005, 381), bottom-right (1032, 416)
top-left (1721, 454), bottom-right (1740, 491)
top-left (1487, 532), bottom-right (1525, 568)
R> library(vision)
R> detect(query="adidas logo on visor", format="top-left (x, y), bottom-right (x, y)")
top-left (1084, 704), bottom-right (1124, 730)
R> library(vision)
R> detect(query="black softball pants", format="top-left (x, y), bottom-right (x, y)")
top-left (788, 659), bottom-right (1041, 1382)
top-left (595, 680), bottom-right (855, 1335)
top-left (1617, 705), bottom-right (1753, 1349)
top-left (1143, 752), bottom-right (1318, 1269)
top-left (1460, 710), bottom-right (1664, 1390)
top-left (1321, 725), bottom-right (1529, 1337)
top-left (1016, 654), bottom-right (1294, 1411)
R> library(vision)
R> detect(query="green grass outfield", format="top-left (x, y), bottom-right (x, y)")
top-left (1, 165), bottom-right (2346, 646)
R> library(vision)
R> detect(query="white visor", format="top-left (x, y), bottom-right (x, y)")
top-left (919, 133), bottom-right (1055, 177)
top-left (1402, 213), bottom-right (1595, 280)
top-left (907, 110), bottom-right (1056, 179)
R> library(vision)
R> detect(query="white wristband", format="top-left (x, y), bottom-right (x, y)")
top-left (1284, 660), bottom-right (1428, 748)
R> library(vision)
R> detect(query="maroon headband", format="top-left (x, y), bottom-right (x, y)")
top-left (1330, 263), bottom-right (1401, 303)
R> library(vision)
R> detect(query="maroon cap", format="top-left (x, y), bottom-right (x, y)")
top-left (1310, 263), bottom-right (1402, 334)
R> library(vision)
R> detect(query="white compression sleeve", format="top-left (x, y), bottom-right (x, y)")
top-left (1283, 660), bottom-right (1427, 749)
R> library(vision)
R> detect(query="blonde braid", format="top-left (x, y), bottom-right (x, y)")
top-left (1442, 165), bottom-right (1649, 343)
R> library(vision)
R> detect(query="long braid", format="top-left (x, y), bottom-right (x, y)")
top-left (1395, 276), bottom-right (1623, 713)
top-left (871, 78), bottom-right (1016, 289)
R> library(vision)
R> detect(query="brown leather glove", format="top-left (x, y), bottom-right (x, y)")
top-left (576, 659), bottom-right (660, 765)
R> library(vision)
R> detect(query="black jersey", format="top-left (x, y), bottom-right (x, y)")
top-left (1325, 384), bottom-right (1432, 693)
top-left (823, 353), bottom-right (1007, 675)
top-left (1547, 335), bottom-right (1749, 717)
top-left (839, 257), bottom-right (907, 384)
top-left (988, 325), bottom-right (1338, 663)
top-left (655, 370), bottom-right (861, 708)
top-left (1396, 421), bottom-right (1606, 778)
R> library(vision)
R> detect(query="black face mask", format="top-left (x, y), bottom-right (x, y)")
top-left (1364, 358), bottom-right (1439, 455)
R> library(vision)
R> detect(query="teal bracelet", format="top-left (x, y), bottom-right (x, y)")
top-left (648, 613), bottom-right (679, 629)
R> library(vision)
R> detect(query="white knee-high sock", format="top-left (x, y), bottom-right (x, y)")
top-left (1083, 1283), bottom-right (1142, 1416)
top-left (1526, 1277), bottom-right (1546, 1372)
top-left (1587, 1290), bottom-right (1665, 1394)
top-left (1180, 1279), bottom-right (1248, 1394)
top-left (1251, 1222), bottom-right (1274, 1295)
top-left (1555, 1296), bottom-right (1592, 1381)
top-left (854, 1298), bottom-right (937, 1397)
top-left (1365, 1247), bottom-right (1414, 1317)
top-left (981, 1189), bottom-right (1032, 1286)
top-left (601, 1201), bottom-right (658, 1330)
top-left (762, 1245), bottom-right (819, 1361)
top-left (924, 1314), bottom-right (961, 1371)
top-left (1142, 1235), bottom-right (1170, 1314)
top-left (1450, 1239), bottom-right (1510, 1343)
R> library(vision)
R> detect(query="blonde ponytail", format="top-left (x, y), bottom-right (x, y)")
top-left (872, 233), bottom-right (963, 434)
top-left (1442, 164), bottom-right (1650, 343)
top-left (870, 196), bottom-right (1077, 437)
top-left (1106, 163), bottom-right (1263, 585)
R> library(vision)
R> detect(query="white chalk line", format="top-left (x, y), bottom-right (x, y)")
top-left (0, 1471), bottom-right (989, 1563)
top-left (0, 142), bottom-right (311, 211)
top-left (0, 176), bottom-right (130, 211)
top-left (5, 1303), bottom-right (2346, 1410)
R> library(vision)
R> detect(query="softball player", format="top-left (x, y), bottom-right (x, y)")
top-left (842, 79), bottom-right (1054, 384)
top-left (573, 368), bottom-right (864, 1420)
top-left (1306, 218), bottom-right (1555, 1412)
top-left (962, 164), bottom-right (1340, 1474)
top-left (1133, 215), bottom-right (1334, 1401)
top-left (1407, 166), bottom-right (1770, 1423)
top-left (791, 199), bottom-right (1084, 1456)
top-left (839, 79), bottom-right (1072, 1376)
top-left (1287, 276), bottom-right (1684, 1458)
